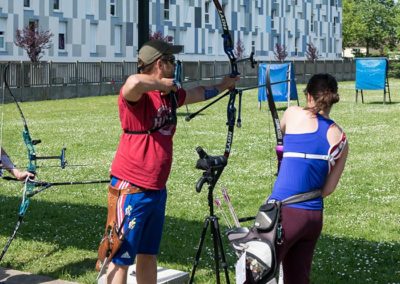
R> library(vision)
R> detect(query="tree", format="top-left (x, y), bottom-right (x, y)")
top-left (14, 22), bottom-right (53, 62)
top-left (342, 0), bottom-right (364, 48)
top-left (149, 30), bottom-right (173, 43)
top-left (305, 42), bottom-right (319, 61)
top-left (273, 43), bottom-right (288, 62)
top-left (342, 0), bottom-right (399, 56)
top-left (234, 38), bottom-right (245, 59)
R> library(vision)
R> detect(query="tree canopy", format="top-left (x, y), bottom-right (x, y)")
top-left (343, 0), bottom-right (400, 55)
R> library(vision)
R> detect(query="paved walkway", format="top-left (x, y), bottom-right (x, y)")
top-left (0, 267), bottom-right (77, 284)
top-left (1, 265), bottom-right (189, 284)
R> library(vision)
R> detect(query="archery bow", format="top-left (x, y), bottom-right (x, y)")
top-left (193, 0), bottom-right (240, 193)
top-left (0, 64), bottom-right (109, 262)
top-left (188, 2), bottom-right (243, 284)
top-left (266, 65), bottom-right (284, 172)
top-left (0, 64), bottom-right (57, 261)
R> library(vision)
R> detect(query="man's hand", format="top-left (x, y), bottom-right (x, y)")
top-left (11, 169), bottom-right (35, 181)
top-left (160, 78), bottom-right (179, 96)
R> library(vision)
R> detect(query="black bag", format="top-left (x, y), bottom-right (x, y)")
top-left (227, 190), bottom-right (322, 283)
top-left (228, 201), bottom-right (282, 283)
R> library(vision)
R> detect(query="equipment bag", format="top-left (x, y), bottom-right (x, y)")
top-left (227, 190), bottom-right (322, 283)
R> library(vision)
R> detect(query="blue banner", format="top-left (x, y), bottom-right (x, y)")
top-left (355, 58), bottom-right (388, 90)
top-left (258, 63), bottom-right (298, 103)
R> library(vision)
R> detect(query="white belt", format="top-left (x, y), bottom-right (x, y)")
top-left (283, 152), bottom-right (330, 161)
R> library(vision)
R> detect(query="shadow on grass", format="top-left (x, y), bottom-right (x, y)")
top-left (0, 195), bottom-right (399, 283)
top-left (362, 101), bottom-right (399, 105)
top-left (312, 234), bottom-right (400, 284)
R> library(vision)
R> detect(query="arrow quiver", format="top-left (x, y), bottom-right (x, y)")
top-left (95, 185), bottom-right (123, 271)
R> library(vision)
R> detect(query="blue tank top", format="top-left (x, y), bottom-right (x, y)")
top-left (269, 113), bottom-right (335, 210)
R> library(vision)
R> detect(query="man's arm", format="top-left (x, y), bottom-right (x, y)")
top-left (122, 74), bottom-right (178, 102)
top-left (184, 76), bottom-right (239, 105)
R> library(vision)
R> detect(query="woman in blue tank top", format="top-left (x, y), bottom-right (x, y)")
top-left (271, 73), bottom-right (348, 284)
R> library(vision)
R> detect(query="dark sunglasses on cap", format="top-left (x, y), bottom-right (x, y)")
top-left (161, 55), bottom-right (176, 65)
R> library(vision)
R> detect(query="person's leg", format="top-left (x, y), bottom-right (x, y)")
top-left (136, 254), bottom-right (157, 284)
top-left (283, 239), bottom-right (317, 284)
top-left (106, 262), bottom-right (129, 284)
top-left (135, 189), bottom-right (167, 284)
top-left (106, 192), bottom-right (149, 283)
top-left (278, 207), bottom-right (322, 284)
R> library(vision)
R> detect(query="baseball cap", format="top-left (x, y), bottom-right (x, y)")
top-left (138, 40), bottom-right (183, 66)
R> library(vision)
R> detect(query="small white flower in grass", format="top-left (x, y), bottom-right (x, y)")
top-left (128, 218), bottom-right (136, 230)
top-left (125, 205), bottom-right (132, 216)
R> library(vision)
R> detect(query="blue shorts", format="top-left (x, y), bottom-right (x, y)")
top-left (110, 178), bottom-right (167, 266)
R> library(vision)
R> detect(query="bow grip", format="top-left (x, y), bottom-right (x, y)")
top-left (276, 145), bottom-right (284, 172)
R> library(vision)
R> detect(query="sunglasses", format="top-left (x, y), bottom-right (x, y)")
top-left (161, 55), bottom-right (176, 65)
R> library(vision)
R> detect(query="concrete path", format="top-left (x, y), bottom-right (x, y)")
top-left (0, 267), bottom-right (78, 284)
top-left (1, 265), bottom-right (189, 284)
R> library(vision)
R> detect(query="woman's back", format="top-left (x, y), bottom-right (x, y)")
top-left (270, 109), bottom-right (337, 210)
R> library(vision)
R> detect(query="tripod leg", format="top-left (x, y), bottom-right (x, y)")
top-left (210, 216), bottom-right (221, 284)
top-left (211, 216), bottom-right (231, 284)
top-left (189, 217), bottom-right (211, 284)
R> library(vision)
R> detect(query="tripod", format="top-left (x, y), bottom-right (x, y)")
top-left (189, 162), bottom-right (231, 284)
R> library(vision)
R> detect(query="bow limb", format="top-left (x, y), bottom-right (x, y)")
top-left (266, 65), bottom-right (284, 172)
top-left (212, 0), bottom-right (239, 77)
top-left (212, 0), bottom-right (239, 160)
top-left (0, 65), bottom-right (37, 262)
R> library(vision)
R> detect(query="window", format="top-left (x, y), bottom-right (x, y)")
top-left (295, 37), bottom-right (298, 56)
top-left (333, 17), bottom-right (338, 34)
top-left (320, 38), bottom-right (326, 53)
top-left (24, 0), bottom-right (30, 7)
top-left (58, 22), bottom-right (66, 50)
top-left (0, 19), bottom-right (5, 51)
top-left (205, 1), bottom-right (210, 24)
top-left (29, 20), bottom-right (38, 31)
top-left (110, 0), bottom-right (116, 16)
top-left (164, 0), bottom-right (170, 20)
top-left (310, 14), bottom-right (314, 32)
top-left (53, 0), bottom-right (60, 10)
top-left (271, 9), bottom-right (276, 29)
top-left (114, 25), bottom-right (121, 53)
top-left (90, 24), bottom-right (97, 53)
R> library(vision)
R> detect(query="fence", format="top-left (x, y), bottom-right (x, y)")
top-left (0, 60), bottom-right (356, 102)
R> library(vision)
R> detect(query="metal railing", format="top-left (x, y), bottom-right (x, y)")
top-left (0, 59), bottom-right (356, 89)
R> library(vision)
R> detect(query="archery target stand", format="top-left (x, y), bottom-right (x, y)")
top-left (355, 57), bottom-right (392, 104)
top-left (97, 264), bottom-right (189, 284)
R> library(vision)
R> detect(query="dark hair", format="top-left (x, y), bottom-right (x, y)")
top-left (304, 73), bottom-right (339, 113)
top-left (137, 58), bottom-right (156, 73)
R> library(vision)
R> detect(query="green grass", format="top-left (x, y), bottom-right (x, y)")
top-left (0, 81), bottom-right (399, 283)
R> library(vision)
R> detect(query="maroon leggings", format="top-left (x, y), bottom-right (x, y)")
top-left (275, 206), bottom-right (323, 284)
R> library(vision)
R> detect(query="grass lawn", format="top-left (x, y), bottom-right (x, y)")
top-left (0, 80), bottom-right (399, 283)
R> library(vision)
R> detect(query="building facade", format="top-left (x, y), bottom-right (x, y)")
top-left (0, 0), bottom-right (342, 62)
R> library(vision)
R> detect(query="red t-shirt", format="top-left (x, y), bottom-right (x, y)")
top-left (110, 88), bottom-right (186, 189)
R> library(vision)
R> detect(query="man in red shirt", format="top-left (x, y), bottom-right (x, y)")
top-left (105, 40), bottom-right (238, 284)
